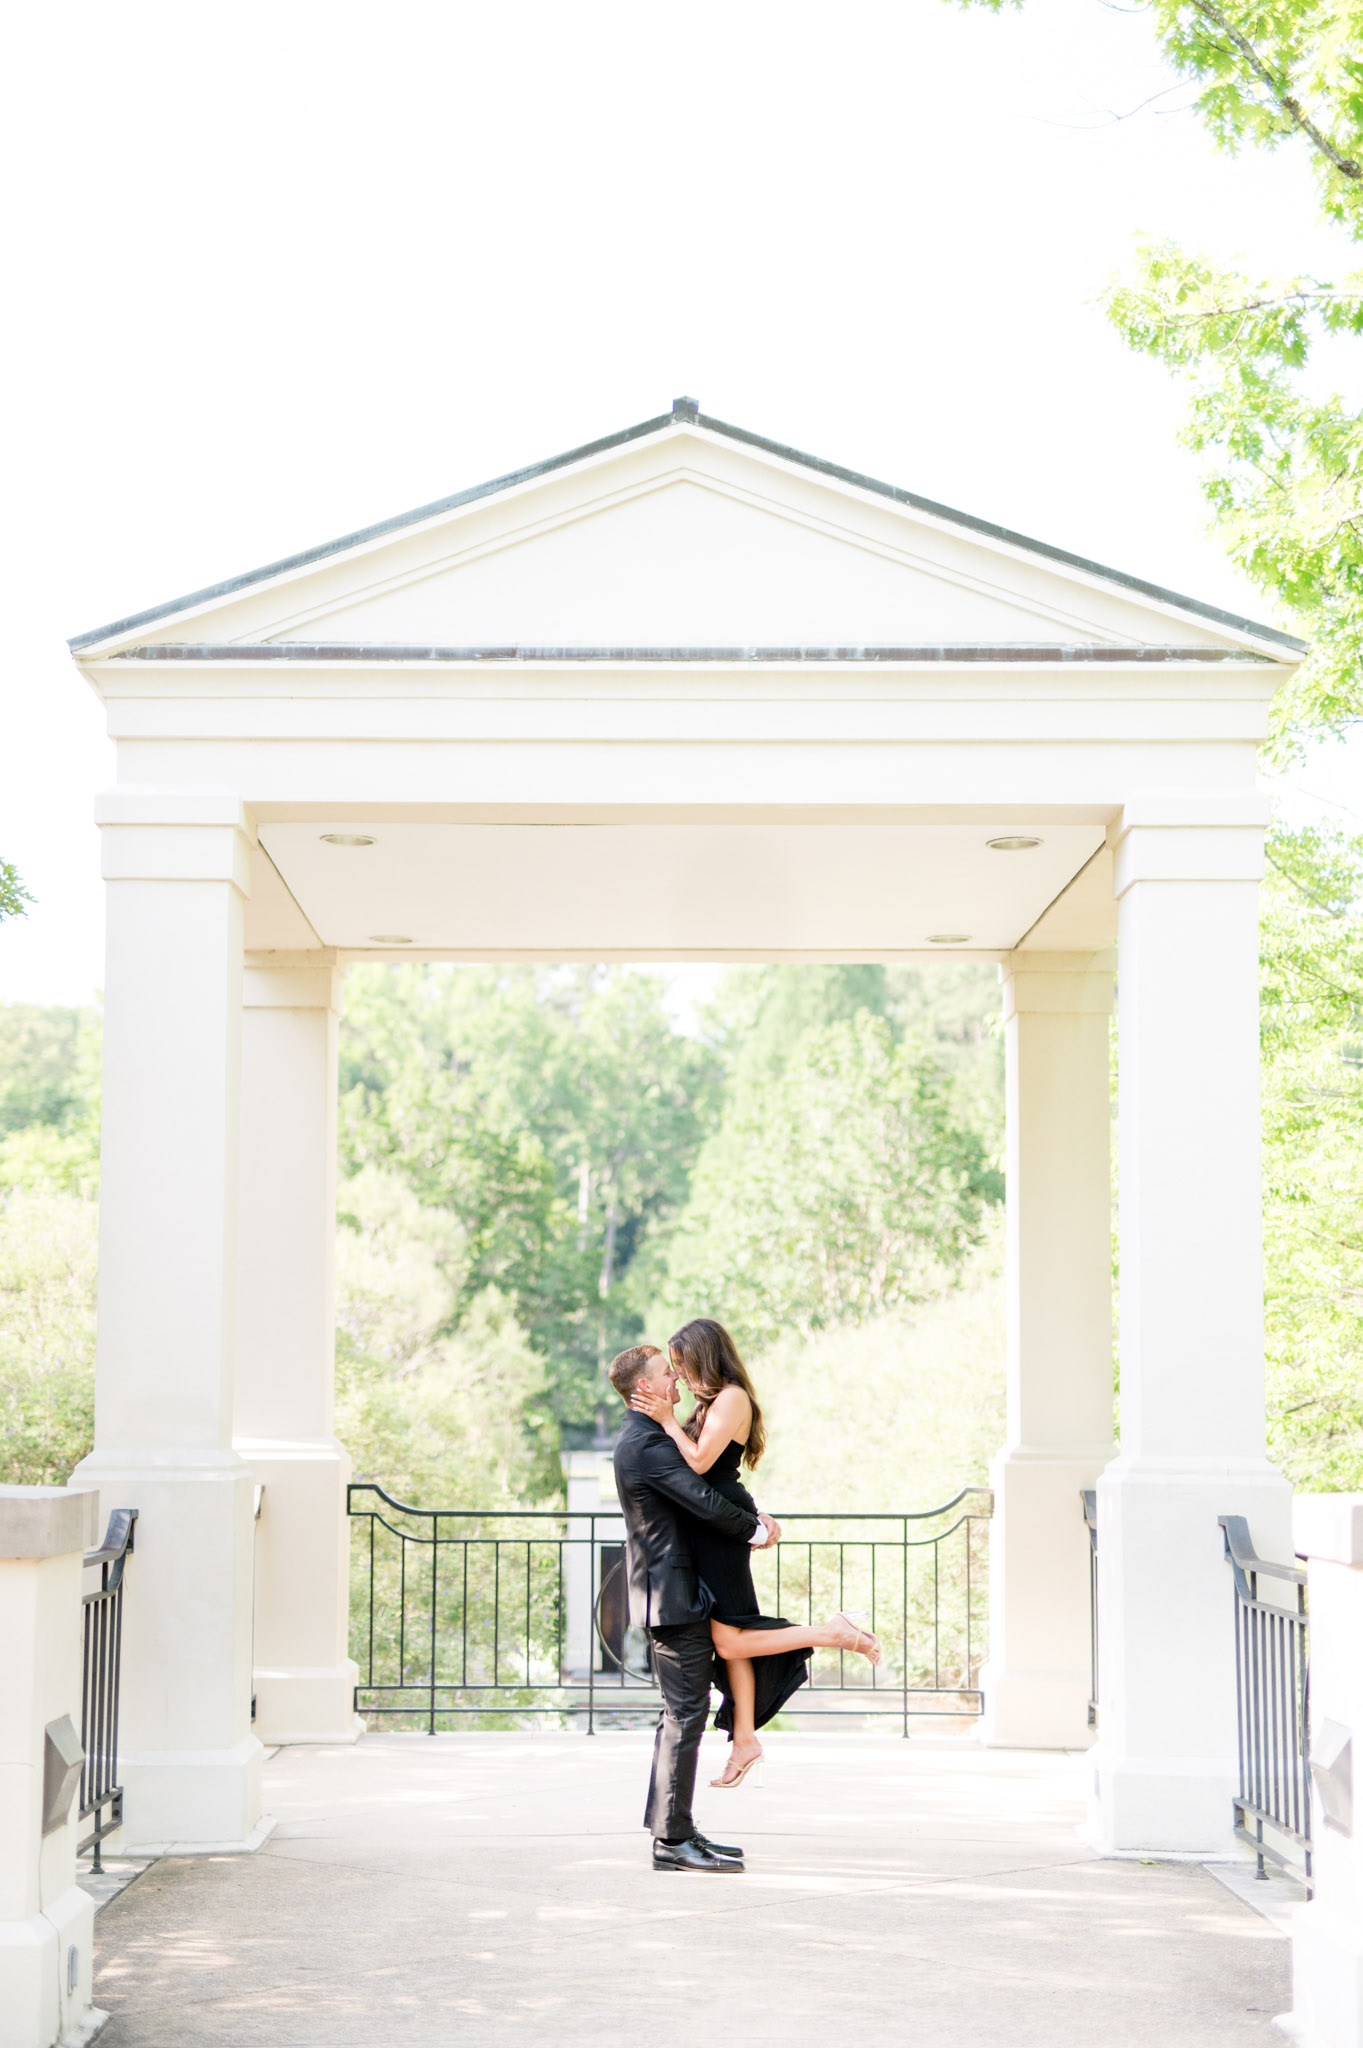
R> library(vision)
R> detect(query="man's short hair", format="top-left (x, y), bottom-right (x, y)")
top-left (608, 1344), bottom-right (660, 1404)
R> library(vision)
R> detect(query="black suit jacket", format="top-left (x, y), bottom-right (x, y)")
top-left (612, 1410), bottom-right (760, 1630)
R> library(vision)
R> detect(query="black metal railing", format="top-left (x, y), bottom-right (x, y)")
top-left (79, 1508), bottom-right (136, 1871)
top-left (1219, 1514), bottom-right (1312, 1894)
top-left (348, 1483), bottom-right (993, 1735)
top-left (250, 1483), bottom-right (264, 1724)
top-left (1082, 1489), bottom-right (1098, 1729)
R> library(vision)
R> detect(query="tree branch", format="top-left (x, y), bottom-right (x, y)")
top-left (1189, 0), bottom-right (1362, 181)
top-left (1265, 845), bottom-right (1353, 915)
top-left (1148, 287), bottom-right (1362, 329)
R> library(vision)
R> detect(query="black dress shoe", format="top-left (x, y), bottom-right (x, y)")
top-left (692, 1831), bottom-right (744, 1861)
top-left (653, 1835), bottom-right (743, 1872)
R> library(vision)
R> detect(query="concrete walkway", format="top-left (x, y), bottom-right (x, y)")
top-left (92, 1732), bottom-right (1292, 2047)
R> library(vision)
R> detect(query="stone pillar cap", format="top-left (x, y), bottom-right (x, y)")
top-left (0, 1485), bottom-right (101, 1559)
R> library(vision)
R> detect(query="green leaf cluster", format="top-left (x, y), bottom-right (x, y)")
top-left (1106, 241), bottom-right (1363, 744)
top-left (1260, 823), bottom-right (1363, 1485)
top-left (0, 1184), bottom-right (97, 1485)
top-left (960, 0), bottom-right (1363, 746)
top-left (335, 1167), bottom-right (561, 1506)
top-left (656, 967), bottom-right (1003, 1347)
top-left (0, 861), bottom-right (32, 923)
top-left (338, 964), bottom-right (720, 1427)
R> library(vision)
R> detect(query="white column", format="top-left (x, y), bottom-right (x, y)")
top-left (233, 952), bottom-right (360, 1744)
top-left (562, 1452), bottom-right (603, 1679)
top-left (982, 950), bottom-right (1115, 1749)
top-left (1093, 792), bottom-right (1291, 1854)
top-left (0, 1487), bottom-right (102, 2048)
top-left (1286, 1494), bottom-right (1363, 2048)
top-left (73, 789), bottom-right (262, 1852)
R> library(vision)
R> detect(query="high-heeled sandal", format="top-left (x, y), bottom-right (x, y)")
top-left (832, 1612), bottom-right (883, 1666)
top-left (710, 1748), bottom-right (764, 1789)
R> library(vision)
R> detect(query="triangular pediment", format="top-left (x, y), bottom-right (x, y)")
top-left (71, 407), bottom-right (1303, 662)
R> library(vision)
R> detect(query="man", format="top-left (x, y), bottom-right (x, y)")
top-left (608, 1342), bottom-right (780, 1873)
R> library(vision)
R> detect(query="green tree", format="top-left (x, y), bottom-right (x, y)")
top-left (660, 1010), bottom-right (1004, 1347)
top-left (961, 0), bottom-right (1363, 747)
top-left (338, 965), bottom-right (718, 1425)
top-left (335, 1167), bottom-right (560, 1504)
top-left (696, 961), bottom-right (1002, 1102)
top-left (0, 1004), bottom-right (99, 1134)
top-left (0, 1184), bottom-right (98, 1485)
top-left (0, 1002), bottom-right (101, 1195)
top-left (1261, 822), bottom-right (1363, 1486)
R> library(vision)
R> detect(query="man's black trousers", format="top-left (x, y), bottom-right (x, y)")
top-left (643, 1620), bottom-right (715, 1840)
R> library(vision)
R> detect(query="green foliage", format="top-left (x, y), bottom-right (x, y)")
top-left (338, 965), bottom-right (718, 1425)
top-left (751, 1230), bottom-right (1005, 1512)
top-left (958, 0), bottom-right (1363, 746)
top-left (1144, 0), bottom-right (1363, 230)
top-left (0, 1002), bottom-right (102, 1481)
top-left (1106, 244), bottom-right (1363, 745)
top-left (0, 861), bottom-right (32, 923)
top-left (0, 966), bottom-right (1005, 1516)
top-left (336, 1167), bottom-right (561, 1506)
top-left (659, 998), bottom-right (1003, 1347)
top-left (1260, 822), bottom-right (1363, 1485)
top-left (0, 1003), bottom-right (100, 1137)
top-left (0, 1185), bottom-right (97, 1484)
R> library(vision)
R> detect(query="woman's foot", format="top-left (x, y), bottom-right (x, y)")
top-left (711, 1742), bottom-right (763, 1788)
top-left (830, 1612), bottom-right (882, 1665)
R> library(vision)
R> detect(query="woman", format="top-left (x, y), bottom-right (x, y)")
top-left (631, 1317), bottom-right (880, 1788)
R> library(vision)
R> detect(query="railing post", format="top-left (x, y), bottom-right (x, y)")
top-left (79, 1507), bottom-right (137, 1871)
top-left (1081, 1491), bottom-right (1098, 1729)
top-left (1219, 1515), bottom-right (1312, 1891)
top-left (902, 1516), bottom-right (909, 1740)
top-left (587, 1515), bottom-right (596, 1737)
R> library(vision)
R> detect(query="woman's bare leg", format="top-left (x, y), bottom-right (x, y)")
top-left (712, 1616), bottom-right (881, 1666)
top-left (711, 1655), bottom-right (761, 1784)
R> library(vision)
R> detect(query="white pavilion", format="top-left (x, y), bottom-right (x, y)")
top-left (68, 396), bottom-right (1302, 1859)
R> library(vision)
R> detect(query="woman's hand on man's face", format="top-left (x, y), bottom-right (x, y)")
top-left (631, 1380), bottom-right (675, 1422)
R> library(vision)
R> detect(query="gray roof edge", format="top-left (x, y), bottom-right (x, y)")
top-left (68, 403), bottom-right (1308, 658)
top-left (68, 412), bottom-right (676, 652)
top-left (111, 642), bottom-right (1275, 664)
top-left (696, 411), bottom-right (1306, 655)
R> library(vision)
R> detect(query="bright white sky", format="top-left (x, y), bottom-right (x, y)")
top-left (2, 0), bottom-right (1359, 1008)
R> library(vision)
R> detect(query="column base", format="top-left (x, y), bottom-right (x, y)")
top-left (0, 1883), bottom-right (102, 2048)
top-left (68, 1448), bottom-right (262, 1854)
top-left (114, 1735), bottom-right (265, 1855)
top-left (1286, 1901), bottom-right (1363, 2048)
top-left (980, 1446), bottom-right (1110, 1750)
top-left (233, 1438), bottom-right (358, 1746)
top-left (1090, 1454), bottom-right (1293, 1856)
top-left (1086, 1751), bottom-right (1239, 1857)
top-left (252, 1663), bottom-right (363, 1746)
top-left (980, 1667), bottom-right (1095, 1750)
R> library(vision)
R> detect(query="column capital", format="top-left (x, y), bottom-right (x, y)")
top-left (243, 951), bottom-right (344, 1013)
top-left (1108, 790), bottom-right (1270, 898)
top-left (96, 786), bottom-right (255, 892)
top-left (1001, 949), bottom-right (1115, 1020)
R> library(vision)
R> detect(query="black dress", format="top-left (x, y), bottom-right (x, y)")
top-left (689, 1439), bottom-right (811, 1737)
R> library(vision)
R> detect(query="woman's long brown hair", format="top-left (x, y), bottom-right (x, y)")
top-left (669, 1318), bottom-right (766, 1469)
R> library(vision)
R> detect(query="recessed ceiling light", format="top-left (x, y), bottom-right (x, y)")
top-left (320, 833), bottom-right (375, 846)
top-left (986, 835), bottom-right (1042, 851)
top-left (927, 934), bottom-right (972, 946)
top-left (368, 934), bottom-right (413, 945)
